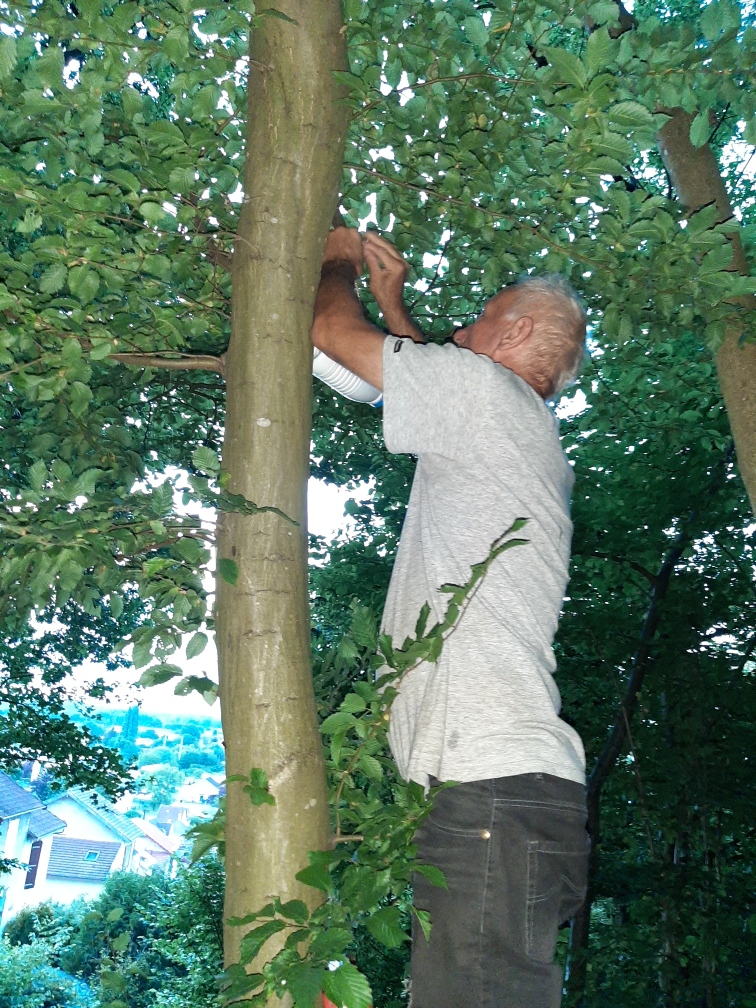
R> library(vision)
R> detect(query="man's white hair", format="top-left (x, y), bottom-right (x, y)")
top-left (503, 274), bottom-right (587, 399)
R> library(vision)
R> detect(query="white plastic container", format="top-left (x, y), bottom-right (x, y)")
top-left (312, 348), bottom-right (382, 406)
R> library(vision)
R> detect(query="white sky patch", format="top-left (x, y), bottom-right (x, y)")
top-left (555, 388), bottom-right (588, 419)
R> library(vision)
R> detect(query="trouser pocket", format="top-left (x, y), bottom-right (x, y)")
top-left (526, 837), bottom-right (589, 964)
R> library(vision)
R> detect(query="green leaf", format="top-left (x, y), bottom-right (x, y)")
top-left (150, 482), bottom-right (174, 518)
top-left (111, 932), bottom-right (130, 952)
top-left (260, 8), bottom-right (298, 24)
top-left (218, 557), bottom-right (239, 585)
top-left (169, 166), bottom-right (197, 192)
top-left (321, 962), bottom-right (372, 1008)
top-left (278, 899), bottom-right (310, 924)
top-left (239, 919), bottom-right (287, 964)
top-left (40, 263), bottom-right (67, 294)
top-left (607, 101), bottom-right (655, 131)
top-left (68, 266), bottom-right (100, 304)
top-left (414, 863), bottom-right (447, 888)
top-left (339, 693), bottom-right (367, 714)
top-left (320, 711), bottom-right (357, 735)
top-left (542, 46), bottom-right (587, 89)
top-left (243, 767), bottom-right (275, 806)
top-left (285, 961), bottom-right (325, 1008)
top-left (186, 631), bottom-right (208, 659)
top-left (107, 169), bottom-right (141, 192)
top-left (309, 927), bottom-right (352, 962)
top-left (69, 382), bottom-right (93, 418)
top-left (699, 0), bottom-right (740, 40)
top-left (140, 202), bottom-right (166, 226)
top-left (587, 0), bottom-right (621, 24)
top-left (174, 676), bottom-right (219, 704)
top-left (414, 601), bottom-right (431, 638)
top-left (192, 446), bottom-right (220, 474)
top-left (689, 110), bottom-right (711, 148)
top-left (584, 27), bottom-right (614, 76)
top-left (412, 907), bottom-right (432, 942)
top-left (28, 460), bottom-right (48, 492)
top-left (358, 754), bottom-right (383, 781)
top-left (107, 907), bottom-right (124, 922)
top-left (365, 905), bottom-right (407, 948)
top-left (139, 664), bottom-right (183, 687)
top-left (462, 16), bottom-right (489, 49)
top-left (14, 209), bottom-right (42, 234)
top-left (699, 244), bottom-right (734, 274)
top-left (73, 469), bottom-right (103, 497)
top-left (0, 35), bottom-right (17, 78)
top-left (295, 863), bottom-right (332, 892)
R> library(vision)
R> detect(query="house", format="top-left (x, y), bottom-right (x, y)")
top-left (0, 772), bottom-right (64, 929)
top-left (15, 788), bottom-right (142, 907)
top-left (174, 776), bottom-right (223, 805)
top-left (154, 801), bottom-right (213, 837)
top-left (130, 818), bottom-right (184, 874)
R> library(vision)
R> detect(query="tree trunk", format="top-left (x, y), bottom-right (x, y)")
top-left (216, 0), bottom-right (349, 970)
top-left (566, 525), bottom-right (690, 1004)
top-left (657, 108), bottom-right (756, 515)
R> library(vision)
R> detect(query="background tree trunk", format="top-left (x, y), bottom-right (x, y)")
top-left (657, 108), bottom-right (756, 515)
top-left (216, 0), bottom-right (349, 968)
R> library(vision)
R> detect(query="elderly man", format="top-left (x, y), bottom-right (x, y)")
top-left (311, 227), bottom-right (589, 1008)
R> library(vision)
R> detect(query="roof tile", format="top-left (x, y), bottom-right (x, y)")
top-left (47, 837), bottom-right (121, 882)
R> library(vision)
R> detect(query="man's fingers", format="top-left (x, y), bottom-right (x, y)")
top-left (364, 231), bottom-right (405, 263)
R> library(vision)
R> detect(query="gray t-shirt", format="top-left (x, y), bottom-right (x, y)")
top-left (380, 337), bottom-right (585, 789)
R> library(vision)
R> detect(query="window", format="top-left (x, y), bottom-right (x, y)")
top-left (83, 851), bottom-right (99, 862)
top-left (24, 840), bottom-right (43, 889)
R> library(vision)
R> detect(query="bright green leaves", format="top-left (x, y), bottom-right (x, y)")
top-left (700, 0), bottom-right (741, 41)
top-left (39, 263), bottom-right (67, 294)
top-left (584, 28), bottom-right (616, 79)
top-left (14, 209), bottom-right (42, 235)
top-left (462, 15), bottom-right (489, 51)
top-left (186, 630), bottom-right (209, 658)
top-left (217, 557), bottom-right (239, 585)
top-left (192, 446), bottom-right (221, 475)
top-left (321, 962), bottom-right (372, 1008)
top-left (229, 767), bottom-right (276, 808)
top-left (364, 906), bottom-right (407, 948)
top-left (219, 534), bottom-right (525, 1005)
top-left (0, 35), bottom-right (17, 79)
top-left (689, 110), bottom-right (712, 149)
top-left (68, 266), bottom-right (100, 305)
top-left (542, 47), bottom-right (587, 89)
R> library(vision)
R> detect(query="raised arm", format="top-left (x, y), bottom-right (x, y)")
top-left (311, 228), bottom-right (387, 391)
top-left (364, 232), bottom-right (425, 344)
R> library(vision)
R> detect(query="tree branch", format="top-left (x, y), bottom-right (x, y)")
top-left (110, 353), bottom-right (226, 376)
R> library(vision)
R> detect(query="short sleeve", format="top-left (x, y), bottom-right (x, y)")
top-left (382, 338), bottom-right (492, 457)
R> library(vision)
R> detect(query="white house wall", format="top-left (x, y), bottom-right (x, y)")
top-left (46, 797), bottom-right (116, 842)
top-left (43, 878), bottom-right (105, 905)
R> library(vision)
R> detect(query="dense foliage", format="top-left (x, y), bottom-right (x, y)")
top-left (1, 0), bottom-right (755, 1004)
top-left (6, 861), bottom-right (224, 1008)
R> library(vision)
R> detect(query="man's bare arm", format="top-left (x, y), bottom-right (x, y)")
top-left (311, 229), bottom-right (387, 391)
top-left (364, 232), bottom-right (425, 343)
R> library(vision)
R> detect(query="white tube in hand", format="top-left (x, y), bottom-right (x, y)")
top-left (312, 348), bottom-right (382, 406)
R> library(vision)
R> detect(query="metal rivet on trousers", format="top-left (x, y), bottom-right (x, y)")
top-left (480, 829), bottom-right (491, 840)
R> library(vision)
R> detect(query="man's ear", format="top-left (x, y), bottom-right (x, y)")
top-left (498, 315), bottom-right (534, 350)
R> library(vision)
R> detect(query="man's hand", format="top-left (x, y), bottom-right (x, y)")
top-left (322, 227), bottom-right (364, 276)
top-left (364, 231), bottom-right (409, 308)
top-left (364, 232), bottom-right (425, 343)
top-left (312, 227), bottom-right (386, 391)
